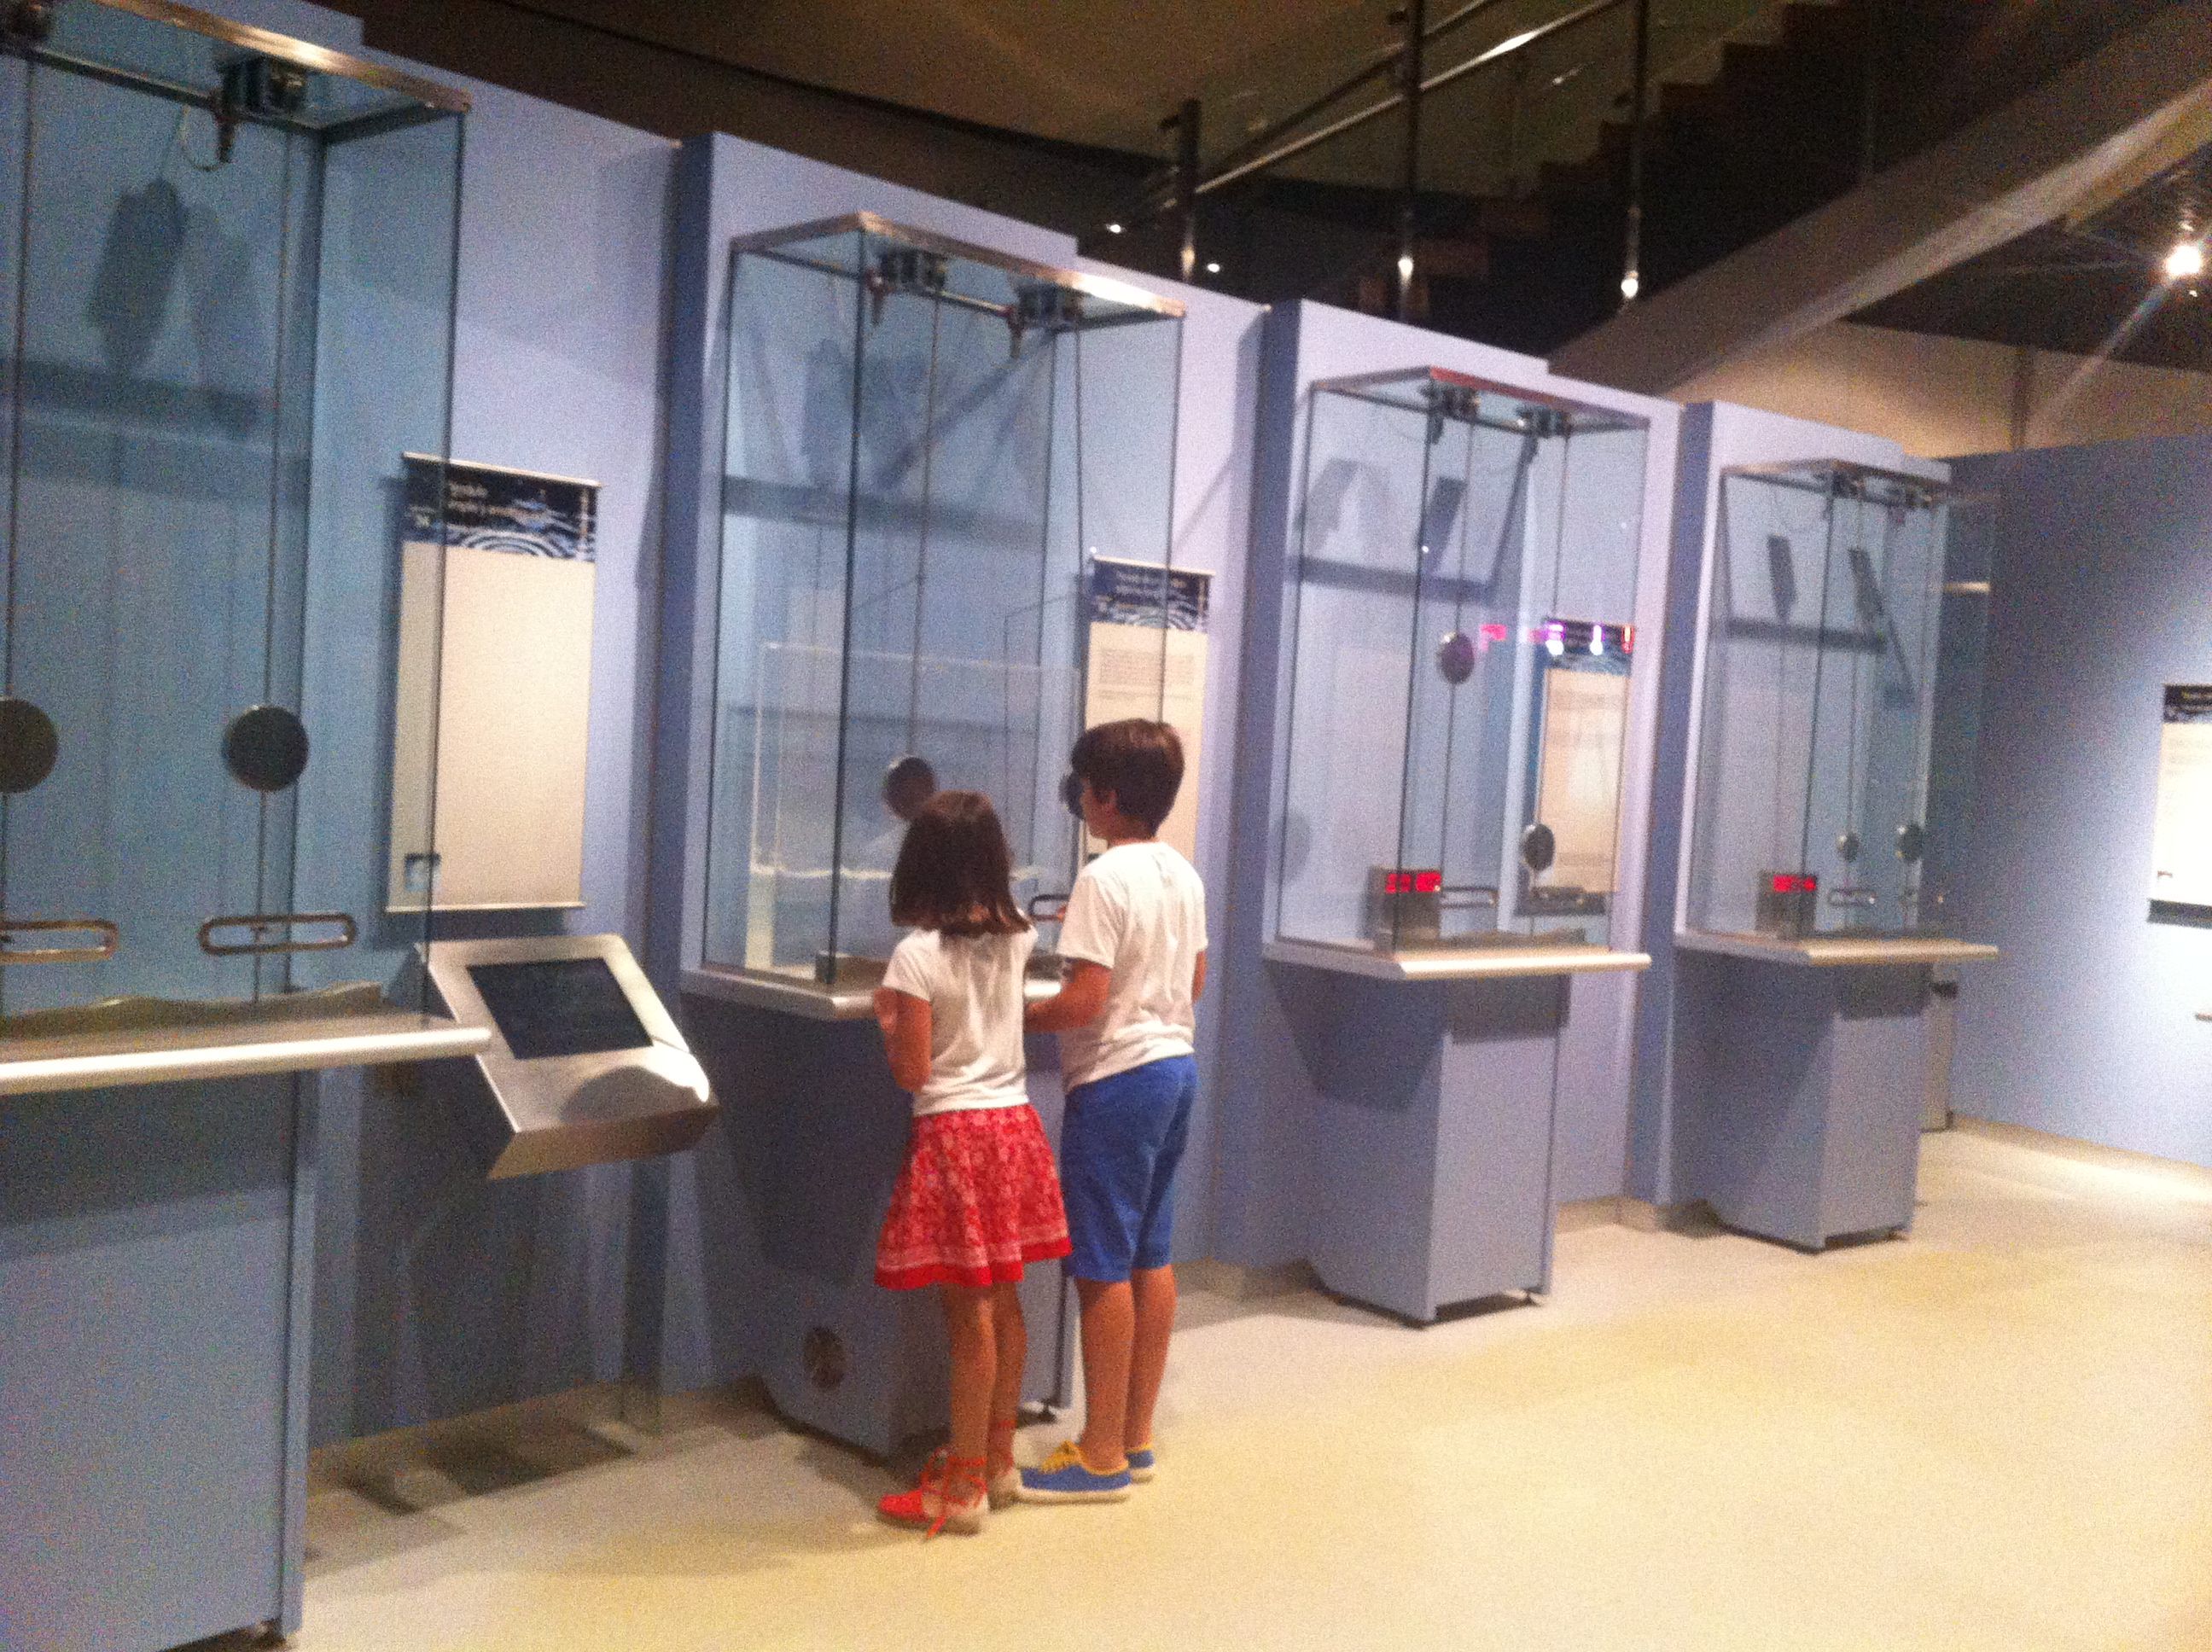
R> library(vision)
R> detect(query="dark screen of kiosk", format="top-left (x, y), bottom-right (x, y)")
top-left (468, 959), bottom-right (654, 1060)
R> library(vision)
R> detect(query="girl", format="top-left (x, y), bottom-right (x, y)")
top-left (872, 790), bottom-right (1071, 1535)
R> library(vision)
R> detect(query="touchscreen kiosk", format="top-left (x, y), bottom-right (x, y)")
top-left (422, 934), bottom-right (715, 1178)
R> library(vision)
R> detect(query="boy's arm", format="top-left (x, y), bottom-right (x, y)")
top-left (1191, 949), bottom-right (1208, 1004)
top-left (874, 986), bottom-right (933, 1092)
top-left (1025, 961), bottom-right (1111, 1032)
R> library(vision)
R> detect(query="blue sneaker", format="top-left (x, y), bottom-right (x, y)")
top-left (1018, 1440), bottom-right (1132, 1503)
top-left (1125, 1444), bottom-right (1155, 1482)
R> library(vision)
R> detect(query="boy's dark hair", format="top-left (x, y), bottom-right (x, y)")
top-left (888, 790), bottom-right (1031, 937)
top-left (1070, 719), bottom-right (1185, 835)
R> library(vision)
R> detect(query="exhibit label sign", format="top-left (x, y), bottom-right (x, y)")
top-left (390, 457), bottom-right (601, 912)
top-left (1084, 558), bottom-right (1210, 863)
top-left (2149, 683), bottom-right (2212, 914)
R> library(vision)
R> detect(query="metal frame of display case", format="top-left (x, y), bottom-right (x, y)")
top-left (1264, 364), bottom-right (1654, 984)
top-left (684, 213), bottom-right (1185, 1019)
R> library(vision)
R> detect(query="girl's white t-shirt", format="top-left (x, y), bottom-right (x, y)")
top-left (881, 927), bottom-right (1036, 1118)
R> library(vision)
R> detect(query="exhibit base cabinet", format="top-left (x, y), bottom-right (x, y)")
top-left (1670, 953), bottom-right (1962, 1251)
top-left (1, 1076), bottom-right (322, 1651)
top-left (671, 998), bottom-right (1073, 1457)
top-left (1284, 967), bottom-right (1569, 1324)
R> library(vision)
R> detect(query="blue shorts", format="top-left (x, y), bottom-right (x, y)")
top-left (1060, 1055), bottom-right (1197, 1283)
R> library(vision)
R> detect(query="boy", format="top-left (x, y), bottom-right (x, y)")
top-left (1020, 719), bottom-right (1207, 1503)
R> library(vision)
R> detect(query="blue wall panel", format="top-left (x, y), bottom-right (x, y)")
top-left (1948, 433), bottom-right (2212, 1169)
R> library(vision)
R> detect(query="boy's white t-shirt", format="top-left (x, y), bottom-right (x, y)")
top-left (1056, 841), bottom-right (1208, 1090)
top-left (881, 927), bottom-right (1036, 1119)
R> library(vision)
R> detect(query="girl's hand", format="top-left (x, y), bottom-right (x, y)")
top-left (875, 986), bottom-right (933, 1093)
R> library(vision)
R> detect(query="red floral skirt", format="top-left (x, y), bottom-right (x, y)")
top-left (876, 1104), bottom-right (1071, 1291)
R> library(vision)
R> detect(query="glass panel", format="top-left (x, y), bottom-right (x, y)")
top-left (1275, 371), bottom-right (1644, 958)
top-left (1802, 475), bottom-right (1947, 936)
top-left (703, 226), bottom-right (864, 980)
top-left (1687, 462), bottom-right (1969, 940)
top-left (1273, 387), bottom-right (1418, 951)
top-left (704, 220), bottom-right (1183, 991)
top-left (300, 106), bottom-right (461, 1006)
top-left (0, 16), bottom-right (461, 1027)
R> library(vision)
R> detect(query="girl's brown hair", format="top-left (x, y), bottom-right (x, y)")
top-left (888, 790), bottom-right (1031, 937)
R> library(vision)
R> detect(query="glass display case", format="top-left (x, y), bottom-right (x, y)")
top-left (0, 0), bottom-right (481, 1085)
top-left (698, 215), bottom-right (1183, 1006)
top-left (1267, 368), bottom-right (1650, 976)
top-left (1684, 460), bottom-right (1988, 945)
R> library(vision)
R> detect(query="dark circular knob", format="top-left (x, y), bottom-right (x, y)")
top-left (1435, 630), bottom-right (1476, 685)
top-left (0, 696), bottom-right (58, 795)
top-left (882, 754), bottom-right (937, 821)
top-left (1837, 831), bottom-right (1861, 864)
top-left (1521, 822), bottom-right (1557, 874)
top-left (223, 705), bottom-right (310, 793)
top-left (1896, 821), bottom-right (1926, 863)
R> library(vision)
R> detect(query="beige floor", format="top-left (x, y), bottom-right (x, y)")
top-left (233, 1124), bottom-right (2212, 1651)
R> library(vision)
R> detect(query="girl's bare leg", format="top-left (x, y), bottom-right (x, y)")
top-left (940, 1285), bottom-right (995, 1463)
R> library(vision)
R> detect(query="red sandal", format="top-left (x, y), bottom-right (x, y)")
top-left (878, 1449), bottom-right (988, 1537)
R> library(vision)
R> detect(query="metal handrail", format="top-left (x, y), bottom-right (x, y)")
top-left (1199, 0), bottom-right (1627, 199)
top-left (1161, 0), bottom-right (1528, 209)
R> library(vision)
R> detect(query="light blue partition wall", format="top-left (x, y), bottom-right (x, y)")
top-left (1633, 403), bottom-right (1973, 1247)
top-left (1946, 433), bottom-right (2212, 1171)
top-left (1214, 300), bottom-right (1679, 1314)
top-left (297, 60), bottom-right (676, 1446)
top-left (644, 132), bottom-right (1261, 1453)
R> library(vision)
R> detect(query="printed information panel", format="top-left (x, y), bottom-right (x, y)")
top-left (2150, 683), bottom-right (2212, 913)
top-left (1083, 559), bottom-right (1210, 863)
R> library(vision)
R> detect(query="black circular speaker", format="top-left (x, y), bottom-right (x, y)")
top-left (1895, 821), bottom-right (1926, 863)
top-left (1837, 831), bottom-right (1861, 864)
top-left (1521, 821), bottom-right (1557, 874)
top-left (223, 705), bottom-right (310, 793)
top-left (1436, 630), bottom-right (1476, 685)
top-left (0, 696), bottom-right (58, 795)
top-left (882, 754), bottom-right (937, 821)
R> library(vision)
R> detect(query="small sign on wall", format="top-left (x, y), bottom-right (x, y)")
top-left (2149, 683), bottom-right (2212, 915)
top-left (1083, 558), bottom-right (1210, 863)
top-left (389, 457), bottom-right (599, 913)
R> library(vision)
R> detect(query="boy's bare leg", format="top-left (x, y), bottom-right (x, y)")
top-left (987, 1279), bottom-right (1027, 1425)
top-left (940, 1286), bottom-right (995, 1464)
top-left (1074, 1277), bottom-right (1133, 1472)
top-left (1123, 1264), bottom-right (1176, 1453)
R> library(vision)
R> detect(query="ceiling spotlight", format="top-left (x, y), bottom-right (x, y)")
top-left (1621, 270), bottom-right (1642, 301)
top-left (2165, 241), bottom-right (2205, 282)
top-left (1106, 222), bottom-right (1124, 235)
top-left (1396, 251), bottom-right (1414, 283)
top-left (1205, 260), bottom-right (1221, 275)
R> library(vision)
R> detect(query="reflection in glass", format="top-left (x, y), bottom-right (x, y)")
top-left (1272, 369), bottom-right (1648, 959)
top-left (1686, 461), bottom-right (1988, 940)
top-left (701, 217), bottom-right (1184, 991)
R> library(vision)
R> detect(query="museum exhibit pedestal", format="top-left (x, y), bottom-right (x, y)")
top-left (1669, 942), bottom-right (1995, 1251)
top-left (668, 996), bottom-right (1072, 1458)
top-left (2, 1076), bottom-right (321, 1650)
top-left (1279, 964), bottom-right (1615, 1324)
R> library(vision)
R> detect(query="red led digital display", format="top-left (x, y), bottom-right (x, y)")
top-left (1382, 870), bottom-right (1444, 896)
top-left (1768, 873), bottom-right (1819, 894)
